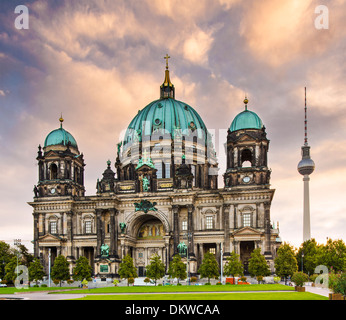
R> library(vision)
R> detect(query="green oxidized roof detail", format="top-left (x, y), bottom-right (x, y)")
top-left (230, 97), bottom-right (263, 132)
top-left (44, 126), bottom-right (78, 148)
top-left (123, 98), bottom-right (209, 148)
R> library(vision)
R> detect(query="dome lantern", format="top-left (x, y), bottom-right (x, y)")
top-left (160, 54), bottom-right (175, 99)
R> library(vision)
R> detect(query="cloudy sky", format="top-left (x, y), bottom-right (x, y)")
top-left (0, 0), bottom-right (345, 251)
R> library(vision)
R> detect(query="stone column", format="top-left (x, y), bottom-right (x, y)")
top-left (264, 202), bottom-right (272, 256)
top-left (109, 208), bottom-right (118, 258)
top-left (222, 204), bottom-right (230, 255)
top-left (187, 205), bottom-right (195, 257)
top-left (66, 211), bottom-right (74, 259)
top-left (96, 209), bottom-right (103, 257)
top-left (33, 212), bottom-right (39, 257)
top-left (172, 205), bottom-right (179, 255)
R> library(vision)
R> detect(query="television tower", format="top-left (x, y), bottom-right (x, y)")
top-left (297, 87), bottom-right (315, 242)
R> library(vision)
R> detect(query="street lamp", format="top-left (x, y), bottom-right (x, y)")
top-left (13, 239), bottom-right (21, 279)
top-left (48, 248), bottom-right (51, 287)
top-left (220, 243), bottom-right (223, 284)
top-left (183, 232), bottom-right (192, 285)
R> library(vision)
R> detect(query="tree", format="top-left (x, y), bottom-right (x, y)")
top-left (296, 239), bottom-right (320, 274)
top-left (119, 254), bottom-right (138, 286)
top-left (275, 243), bottom-right (298, 284)
top-left (198, 252), bottom-right (219, 284)
top-left (146, 254), bottom-right (165, 286)
top-left (223, 251), bottom-right (244, 284)
top-left (28, 258), bottom-right (45, 285)
top-left (317, 238), bottom-right (346, 272)
top-left (167, 254), bottom-right (187, 284)
top-left (17, 244), bottom-right (34, 267)
top-left (72, 256), bottom-right (92, 282)
top-left (248, 248), bottom-right (270, 282)
top-left (4, 257), bottom-right (21, 283)
top-left (0, 241), bottom-right (14, 279)
top-left (51, 255), bottom-right (70, 286)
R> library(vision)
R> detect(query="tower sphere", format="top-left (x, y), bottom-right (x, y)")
top-left (297, 157), bottom-right (315, 176)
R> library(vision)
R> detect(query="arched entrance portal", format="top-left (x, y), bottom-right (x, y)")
top-left (240, 241), bottom-right (255, 275)
top-left (126, 213), bottom-right (169, 276)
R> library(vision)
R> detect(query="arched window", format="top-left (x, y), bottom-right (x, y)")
top-left (50, 163), bottom-right (58, 180)
top-left (241, 149), bottom-right (252, 167)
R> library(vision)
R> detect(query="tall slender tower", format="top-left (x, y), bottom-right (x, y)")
top-left (297, 87), bottom-right (315, 242)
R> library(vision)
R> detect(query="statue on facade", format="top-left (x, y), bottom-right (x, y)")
top-left (33, 185), bottom-right (39, 197)
top-left (142, 176), bottom-right (149, 191)
top-left (134, 199), bottom-right (158, 214)
top-left (119, 222), bottom-right (127, 233)
top-left (100, 243), bottom-right (109, 257)
top-left (177, 242), bottom-right (187, 257)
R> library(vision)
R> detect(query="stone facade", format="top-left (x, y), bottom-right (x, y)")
top-left (29, 66), bottom-right (281, 278)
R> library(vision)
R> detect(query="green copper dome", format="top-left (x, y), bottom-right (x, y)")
top-left (123, 98), bottom-right (209, 148)
top-left (230, 99), bottom-right (263, 132)
top-left (44, 118), bottom-right (78, 148)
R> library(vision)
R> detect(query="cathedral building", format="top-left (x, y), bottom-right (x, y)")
top-left (28, 57), bottom-right (281, 278)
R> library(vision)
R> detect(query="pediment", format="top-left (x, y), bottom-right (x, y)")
top-left (44, 150), bottom-right (60, 158)
top-left (238, 134), bottom-right (255, 142)
top-left (233, 226), bottom-right (263, 236)
top-left (38, 233), bottom-right (62, 242)
top-left (136, 164), bottom-right (157, 172)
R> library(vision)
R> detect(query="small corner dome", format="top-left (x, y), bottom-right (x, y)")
top-left (44, 117), bottom-right (78, 149)
top-left (230, 98), bottom-right (263, 132)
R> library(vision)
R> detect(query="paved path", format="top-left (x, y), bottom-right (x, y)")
top-left (304, 284), bottom-right (331, 297)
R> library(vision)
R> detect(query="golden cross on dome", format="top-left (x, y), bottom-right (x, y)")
top-left (164, 54), bottom-right (170, 69)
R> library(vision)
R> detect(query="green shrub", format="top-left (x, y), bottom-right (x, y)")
top-left (204, 282), bottom-right (211, 285)
top-left (225, 282), bottom-right (231, 285)
top-left (329, 272), bottom-right (346, 295)
top-left (273, 276), bottom-right (281, 283)
top-left (190, 276), bottom-right (197, 283)
top-left (144, 277), bottom-right (150, 283)
top-left (41, 284), bottom-right (47, 287)
top-left (216, 282), bottom-right (222, 285)
top-left (291, 272), bottom-right (309, 287)
top-left (177, 283), bottom-right (182, 286)
top-left (113, 279), bottom-right (119, 286)
top-left (240, 276), bottom-right (247, 282)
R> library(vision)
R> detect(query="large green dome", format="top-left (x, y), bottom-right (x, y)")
top-left (44, 119), bottom-right (78, 149)
top-left (230, 99), bottom-right (263, 132)
top-left (123, 98), bottom-right (209, 148)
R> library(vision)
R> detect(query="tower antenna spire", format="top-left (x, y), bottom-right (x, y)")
top-left (304, 87), bottom-right (308, 146)
top-left (298, 86), bottom-right (315, 243)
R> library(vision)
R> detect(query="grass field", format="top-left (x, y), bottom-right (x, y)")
top-left (0, 286), bottom-right (78, 294)
top-left (72, 292), bottom-right (327, 300)
top-left (55, 284), bottom-right (294, 295)
top-left (0, 284), bottom-right (328, 300)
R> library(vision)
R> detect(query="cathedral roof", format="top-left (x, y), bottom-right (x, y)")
top-left (122, 55), bottom-right (212, 152)
top-left (230, 98), bottom-right (263, 132)
top-left (123, 98), bottom-right (209, 148)
top-left (44, 117), bottom-right (78, 149)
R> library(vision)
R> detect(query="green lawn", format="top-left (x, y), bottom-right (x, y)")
top-left (72, 292), bottom-right (327, 300)
top-left (57, 284), bottom-right (294, 295)
top-left (0, 286), bottom-right (78, 294)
